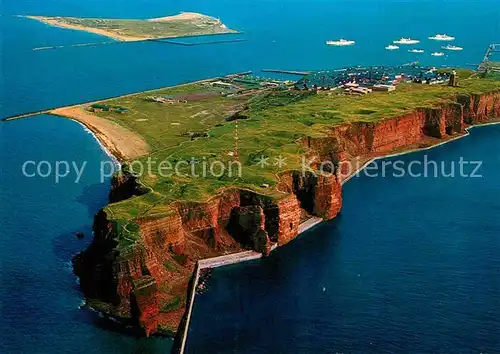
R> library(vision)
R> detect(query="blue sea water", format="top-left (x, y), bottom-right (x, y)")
top-left (2, 0), bottom-right (499, 118)
top-left (0, 116), bottom-right (174, 353)
top-left (186, 125), bottom-right (500, 352)
top-left (0, 0), bottom-right (499, 353)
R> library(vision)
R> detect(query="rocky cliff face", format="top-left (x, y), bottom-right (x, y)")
top-left (74, 92), bottom-right (500, 337)
top-left (281, 171), bottom-right (342, 220)
top-left (319, 93), bottom-right (500, 166)
top-left (324, 104), bottom-right (464, 159)
top-left (460, 93), bottom-right (500, 123)
top-left (74, 188), bottom-right (307, 335)
top-left (109, 168), bottom-right (149, 203)
top-left (227, 206), bottom-right (271, 254)
top-left (274, 195), bottom-right (302, 244)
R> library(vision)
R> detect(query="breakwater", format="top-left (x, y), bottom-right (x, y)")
top-left (2, 109), bottom-right (51, 121)
top-left (175, 217), bottom-right (323, 354)
top-left (183, 123), bottom-right (500, 353)
top-left (30, 31), bottom-right (245, 51)
top-left (1, 72), bottom-right (252, 121)
top-left (154, 38), bottom-right (248, 46)
top-left (261, 69), bottom-right (311, 76)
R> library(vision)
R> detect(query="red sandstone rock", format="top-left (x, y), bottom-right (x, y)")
top-left (226, 205), bottom-right (271, 254)
top-left (74, 92), bottom-right (500, 337)
top-left (314, 174), bottom-right (342, 220)
top-left (130, 276), bottom-right (160, 337)
top-left (275, 195), bottom-right (302, 244)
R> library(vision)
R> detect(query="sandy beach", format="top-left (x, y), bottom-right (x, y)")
top-left (50, 106), bottom-right (149, 160)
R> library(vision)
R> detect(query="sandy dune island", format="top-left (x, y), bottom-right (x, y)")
top-left (24, 12), bottom-right (238, 42)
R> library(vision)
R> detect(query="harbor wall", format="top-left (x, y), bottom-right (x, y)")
top-left (72, 91), bottom-right (500, 344)
top-left (174, 216), bottom-right (323, 354)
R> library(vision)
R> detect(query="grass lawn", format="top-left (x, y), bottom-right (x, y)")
top-left (82, 70), bottom-right (500, 245)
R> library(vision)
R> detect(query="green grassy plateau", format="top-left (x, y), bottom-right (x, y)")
top-left (28, 12), bottom-right (238, 41)
top-left (80, 70), bottom-right (499, 247)
top-left (484, 62), bottom-right (500, 79)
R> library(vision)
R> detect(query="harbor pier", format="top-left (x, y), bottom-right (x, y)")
top-left (262, 69), bottom-right (311, 76)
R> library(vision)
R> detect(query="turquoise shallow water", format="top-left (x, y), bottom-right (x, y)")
top-left (1, 0), bottom-right (499, 353)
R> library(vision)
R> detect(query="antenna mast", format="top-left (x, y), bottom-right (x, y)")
top-left (234, 118), bottom-right (239, 161)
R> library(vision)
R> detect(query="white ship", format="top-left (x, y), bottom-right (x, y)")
top-left (442, 45), bottom-right (463, 51)
top-left (408, 49), bottom-right (425, 53)
top-left (431, 52), bottom-right (445, 57)
top-left (429, 34), bottom-right (455, 41)
top-left (385, 45), bottom-right (400, 50)
top-left (326, 39), bottom-right (355, 46)
top-left (393, 37), bottom-right (420, 45)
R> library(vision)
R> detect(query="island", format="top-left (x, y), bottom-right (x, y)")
top-left (37, 67), bottom-right (500, 340)
top-left (24, 12), bottom-right (238, 41)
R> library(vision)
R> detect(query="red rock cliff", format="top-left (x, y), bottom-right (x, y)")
top-left (74, 91), bottom-right (500, 337)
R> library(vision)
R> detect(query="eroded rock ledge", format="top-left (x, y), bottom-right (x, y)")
top-left (73, 92), bottom-right (500, 337)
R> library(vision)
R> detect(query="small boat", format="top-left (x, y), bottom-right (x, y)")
top-left (429, 34), bottom-right (455, 41)
top-left (393, 37), bottom-right (420, 45)
top-left (408, 49), bottom-right (425, 53)
top-left (326, 39), bottom-right (355, 46)
top-left (385, 44), bottom-right (400, 50)
top-left (431, 52), bottom-right (445, 57)
top-left (442, 45), bottom-right (463, 51)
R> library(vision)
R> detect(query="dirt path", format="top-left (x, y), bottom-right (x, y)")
top-left (50, 106), bottom-right (149, 160)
